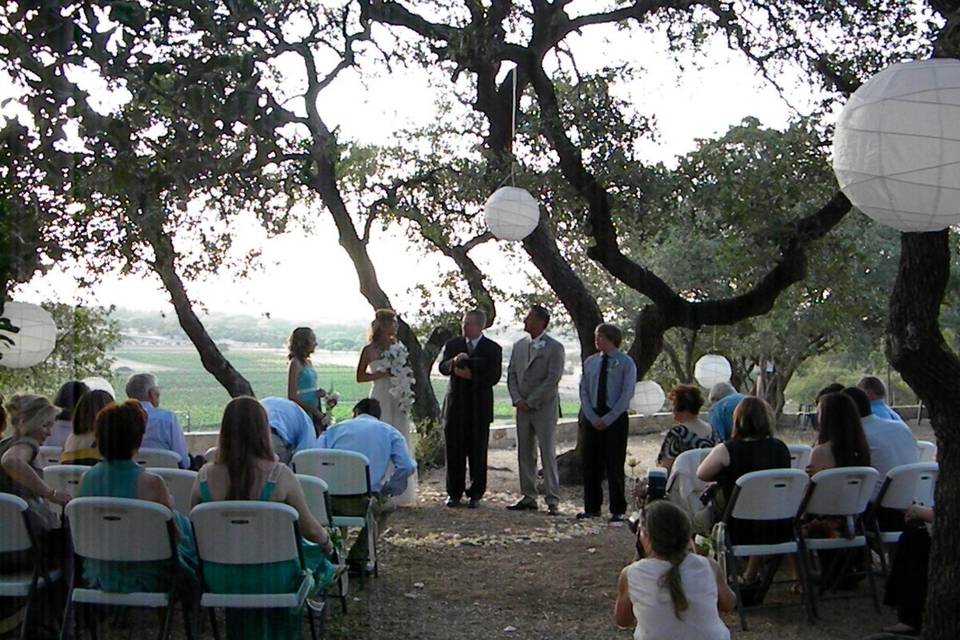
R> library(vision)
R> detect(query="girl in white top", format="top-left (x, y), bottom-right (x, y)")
top-left (615, 500), bottom-right (736, 640)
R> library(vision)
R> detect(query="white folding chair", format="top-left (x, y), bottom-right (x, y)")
top-left (64, 497), bottom-right (193, 640)
top-left (151, 468), bottom-right (198, 517)
top-left (190, 501), bottom-right (320, 640)
top-left (916, 440), bottom-right (937, 462)
top-left (36, 446), bottom-right (63, 470)
top-left (867, 462), bottom-right (938, 573)
top-left (797, 467), bottom-right (880, 617)
top-left (0, 493), bottom-right (63, 640)
top-left (292, 449), bottom-right (378, 578)
top-left (134, 448), bottom-right (182, 469)
top-left (714, 468), bottom-right (812, 630)
top-left (203, 447), bottom-right (217, 463)
top-left (298, 474), bottom-right (349, 613)
top-left (787, 444), bottom-right (812, 471)
top-left (665, 448), bottom-right (710, 516)
top-left (43, 465), bottom-right (88, 499)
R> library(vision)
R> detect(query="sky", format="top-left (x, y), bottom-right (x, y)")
top-left (9, 15), bottom-right (808, 330)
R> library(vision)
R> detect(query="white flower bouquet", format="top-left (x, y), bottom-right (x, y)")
top-left (372, 342), bottom-right (415, 416)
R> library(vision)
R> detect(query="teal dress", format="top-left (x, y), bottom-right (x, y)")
top-left (296, 362), bottom-right (320, 411)
top-left (78, 459), bottom-right (198, 591)
top-left (198, 463), bottom-right (336, 640)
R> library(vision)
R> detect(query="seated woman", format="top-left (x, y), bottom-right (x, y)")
top-left (615, 500), bottom-right (735, 640)
top-left (883, 504), bottom-right (933, 635)
top-left (807, 392), bottom-right (870, 475)
top-left (191, 396), bottom-right (336, 640)
top-left (657, 385), bottom-right (715, 474)
top-left (44, 380), bottom-right (89, 447)
top-left (60, 389), bottom-right (113, 466)
top-left (0, 394), bottom-right (71, 569)
top-left (697, 396), bottom-right (791, 581)
top-left (78, 401), bottom-right (198, 591)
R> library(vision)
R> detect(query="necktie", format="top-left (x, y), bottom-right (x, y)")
top-left (466, 339), bottom-right (474, 355)
top-left (596, 354), bottom-right (609, 414)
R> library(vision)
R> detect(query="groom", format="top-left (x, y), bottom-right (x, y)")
top-left (438, 310), bottom-right (503, 508)
top-left (507, 305), bottom-right (565, 515)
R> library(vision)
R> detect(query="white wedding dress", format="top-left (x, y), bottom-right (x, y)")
top-left (370, 363), bottom-right (419, 506)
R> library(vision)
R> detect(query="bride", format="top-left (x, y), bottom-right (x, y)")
top-left (356, 308), bottom-right (418, 506)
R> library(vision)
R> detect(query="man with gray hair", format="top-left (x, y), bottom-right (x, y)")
top-left (125, 373), bottom-right (190, 468)
top-left (707, 381), bottom-right (744, 442)
top-left (858, 376), bottom-right (906, 423)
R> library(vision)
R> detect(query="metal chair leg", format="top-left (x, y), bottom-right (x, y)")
top-left (209, 609), bottom-right (220, 640)
top-left (863, 545), bottom-right (881, 612)
top-left (727, 552), bottom-right (748, 631)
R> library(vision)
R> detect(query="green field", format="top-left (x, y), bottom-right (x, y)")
top-left (111, 347), bottom-right (581, 430)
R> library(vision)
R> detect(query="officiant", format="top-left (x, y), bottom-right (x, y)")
top-left (438, 310), bottom-right (503, 508)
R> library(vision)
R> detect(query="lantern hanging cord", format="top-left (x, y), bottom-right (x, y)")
top-left (510, 66), bottom-right (517, 187)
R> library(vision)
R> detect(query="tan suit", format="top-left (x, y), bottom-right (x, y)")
top-left (507, 334), bottom-right (565, 506)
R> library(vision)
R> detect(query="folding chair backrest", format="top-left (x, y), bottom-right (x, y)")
top-left (66, 497), bottom-right (174, 562)
top-left (805, 467), bottom-right (878, 516)
top-left (134, 448), bottom-right (181, 469)
top-left (297, 474), bottom-right (332, 527)
top-left (190, 501), bottom-right (300, 565)
top-left (730, 469), bottom-right (809, 521)
top-left (0, 493), bottom-right (32, 553)
top-left (203, 447), bottom-right (218, 462)
top-left (916, 440), bottom-right (937, 463)
top-left (877, 462), bottom-right (938, 510)
top-left (43, 465), bottom-right (89, 497)
top-left (36, 446), bottom-right (63, 469)
top-left (150, 468), bottom-right (198, 516)
top-left (787, 444), bottom-right (812, 471)
top-left (666, 448), bottom-right (709, 512)
top-left (292, 449), bottom-right (371, 497)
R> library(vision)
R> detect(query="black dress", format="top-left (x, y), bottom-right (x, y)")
top-left (719, 437), bottom-right (793, 546)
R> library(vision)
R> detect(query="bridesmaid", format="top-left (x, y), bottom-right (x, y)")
top-left (286, 327), bottom-right (326, 431)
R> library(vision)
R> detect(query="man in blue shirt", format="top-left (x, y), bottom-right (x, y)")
top-left (576, 323), bottom-right (637, 522)
top-left (125, 373), bottom-right (190, 468)
top-left (707, 382), bottom-right (745, 441)
top-left (261, 396), bottom-right (318, 464)
top-left (315, 398), bottom-right (416, 571)
top-left (858, 376), bottom-right (906, 424)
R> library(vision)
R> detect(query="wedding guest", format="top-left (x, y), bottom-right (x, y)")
top-left (125, 373), bottom-right (190, 468)
top-left (261, 396), bottom-right (317, 465)
top-left (79, 401), bottom-right (198, 592)
top-left (657, 385), bottom-right (715, 474)
top-left (506, 305), bottom-right (565, 515)
top-left (44, 379), bottom-right (89, 447)
top-left (614, 500), bottom-right (735, 640)
top-left (60, 389), bottom-right (113, 465)
top-left (438, 310), bottom-right (502, 508)
top-left (286, 327), bottom-right (327, 430)
top-left (858, 376), bottom-right (905, 423)
top-left (191, 397), bottom-right (335, 640)
top-left (882, 504), bottom-right (934, 635)
top-left (577, 323), bottom-right (636, 522)
top-left (707, 382), bottom-right (744, 442)
top-left (806, 392), bottom-right (871, 476)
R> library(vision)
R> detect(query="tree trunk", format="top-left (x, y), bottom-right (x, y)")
top-left (885, 230), bottom-right (960, 640)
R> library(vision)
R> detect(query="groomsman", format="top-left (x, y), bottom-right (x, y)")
top-left (576, 324), bottom-right (636, 522)
top-left (507, 305), bottom-right (565, 515)
top-left (438, 310), bottom-right (503, 508)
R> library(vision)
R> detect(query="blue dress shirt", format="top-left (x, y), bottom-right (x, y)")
top-left (261, 397), bottom-right (317, 455)
top-left (316, 413), bottom-right (417, 496)
top-left (870, 399), bottom-right (905, 423)
top-left (139, 401), bottom-right (190, 468)
top-left (708, 393), bottom-right (745, 441)
top-left (578, 349), bottom-right (637, 425)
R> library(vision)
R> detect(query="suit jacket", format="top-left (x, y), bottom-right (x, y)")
top-left (439, 335), bottom-right (503, 427)
top-left (507, 334), bottom-right (565, 412)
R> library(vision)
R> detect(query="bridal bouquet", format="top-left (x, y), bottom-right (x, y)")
top-left (374, 342), bottom-right (415, 416)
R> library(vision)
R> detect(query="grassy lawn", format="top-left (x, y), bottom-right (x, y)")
top-left (111, 347), bottom-right (581, 430)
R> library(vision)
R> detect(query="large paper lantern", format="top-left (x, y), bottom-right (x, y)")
top-left (82, 376), bottom-right (116, 399)
top-left (694, 354), bottom-right (732, 389)
top-left (483, 186), bottom-right (540, 241)
top-left (630, 381), bottom-right (665, 415)
top-left (0, 302), bottom-right (57, 369)
top-left (833, 59), bottom-right (960, 232)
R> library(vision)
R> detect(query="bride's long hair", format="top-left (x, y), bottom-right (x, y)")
top-left (369, 308), bottom-right (398, 346)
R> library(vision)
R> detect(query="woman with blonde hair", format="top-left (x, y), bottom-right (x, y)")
top-left (615, 500), bottom-right (734, 639)
top-left (286, 326), bottom-right (327, 430)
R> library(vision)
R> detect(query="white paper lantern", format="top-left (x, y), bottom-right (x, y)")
top-left (0, 302), bottom-right (57, 369)
top-left (483, 186), bottom-right (540, 241)
top-left (833, 59), bottom-right (960, 232)
top-left (630, 380), bottom-right (665, 415)
top-left (694, 354), bottom-right (732, 389)
top-left (82, 376), bottom-right (116, 399)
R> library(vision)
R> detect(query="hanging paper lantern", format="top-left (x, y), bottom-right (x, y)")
top-left (833, 59), bottom-right (960, 232)
top-left (630, 381), bottom-right (665, 415)
top-left (0, 302), bottom-right (57, 369)
top-left (483, 186), bottom-right (540, 241)
top-left (82, 376), bottom-right (116, 399)
top-left (694, 354), bottom-right (732, 389)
